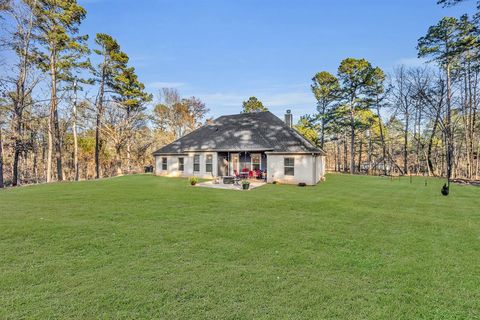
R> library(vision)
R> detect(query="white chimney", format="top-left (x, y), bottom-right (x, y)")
top-left (284, 109), bottom-right (293, 127)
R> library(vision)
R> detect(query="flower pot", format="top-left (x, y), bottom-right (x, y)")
top-left (242, 183), bottom-right (250, 190)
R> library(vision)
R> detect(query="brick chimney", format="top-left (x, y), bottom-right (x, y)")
top-left (284, 109), bottom-right (293, 127)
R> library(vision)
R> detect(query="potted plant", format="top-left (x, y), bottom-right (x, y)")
top-left (189, 176), bottom-right (198, 186)
top-left (242, 180), bottom-right (250, 190)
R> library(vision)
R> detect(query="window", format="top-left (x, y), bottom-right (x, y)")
top-left (193, 155), bottom-right (200, 172)
top-left (284, 157), bottom-right (294, 176)
top-left (178, 157), bottom-right (184, 171)
top-left (251, 154), bottom-right (261, 170)
top-left (205, 154), bottom-right (213, 173)
top-left (161, 157), bottom-right (167, 170)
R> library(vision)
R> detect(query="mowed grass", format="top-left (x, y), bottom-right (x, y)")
top-left (0, 174), bottom-right (479, 319)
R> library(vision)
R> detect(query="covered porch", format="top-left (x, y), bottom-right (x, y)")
top-left (216, 151), bottom-right (268, 179)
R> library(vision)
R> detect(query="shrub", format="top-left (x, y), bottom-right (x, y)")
top-left (189, 177), bottom-right (198, 186)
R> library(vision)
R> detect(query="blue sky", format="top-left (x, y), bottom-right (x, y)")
top-left (79, 0), bottom-right (475, 119)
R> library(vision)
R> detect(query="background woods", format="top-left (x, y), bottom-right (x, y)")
top-left (1, 0), bottom-right (480, 187)
top-left (296, 1), bottom-right (480, 181)
top-left (0, 0), bottom-right (208, 187)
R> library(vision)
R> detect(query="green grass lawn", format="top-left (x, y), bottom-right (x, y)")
top-left (1, 174), bottom-right (479, 319)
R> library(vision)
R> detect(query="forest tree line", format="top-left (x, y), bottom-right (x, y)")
top-left (1, 0), bottom-right (479, 188)
top-left (0, 0), bottom-right (209, 188)
top-left (295, 1), bottom-right (480, 183)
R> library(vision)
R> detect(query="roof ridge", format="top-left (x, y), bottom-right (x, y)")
top-left (216, 111), bottom-right (271, 119)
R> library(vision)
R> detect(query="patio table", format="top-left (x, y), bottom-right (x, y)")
top-left (223, 176), bottom-right (235, 184)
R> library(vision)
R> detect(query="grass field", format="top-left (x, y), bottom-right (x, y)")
top-left (0, 174), bottom-right (479, 319)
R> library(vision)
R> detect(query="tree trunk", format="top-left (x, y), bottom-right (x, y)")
top-left (42, 135), bottom-right (47, 182)
top-left (11, 2), bottom-right (35, 186)
top-left (12, 116), bottom-right (21, 186)
top-left (343, 133), bottom-right (348, 172)
top-left (357, 135), bottom-right (363, 173)
top-left (47, 109), bottom-right (53, 182)
top-left (376, 102), bottom-right (387, 175)
top-left (53, 106), bottom-right (63, 181)
top-left (0, 128), bottom-right (4, 188)
top-left (72, 80), bottom-right (79, 181)
top-left (116, 145), bottom-right (123, 176)
top-left (12, 69), bottom-right (27, 187)
top-left (49, 50), bottom-right (63, 181)
top-left (446, 63), bottom-right (453, 186)
top-left (95, 73), bottom-right (105, 179)
top-left (126, 106), bottom-right (131, 173)
top-left (350, 111), bottom-right (355, 174)
top-left (471, 71), bottom-right (478, 179)
top-left (476, 141), bottom-right (480, 180)
top-left (464, 66), bottom-right (472, 179)
top-left (336, 138), bottom-right (341, 172)
top-left (32, 142), bottom-right (38, 183)
top-left (415, 105), bottom-right (422, 175)
top-left (320, 103), bottom-right (326, 150)
top-left (367, 130), bottom-right (373, 175)
top-left (95, 113), bottom-right (101, 179)
top-left (403, 110), bottom-right (409, 175)
top-left (126, 143), bottom-right (131, 173)
top-left (427, 103), bottom-right (441, 177)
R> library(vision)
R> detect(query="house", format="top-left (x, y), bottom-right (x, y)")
top-left (152, 110), bottom-right (326, 185)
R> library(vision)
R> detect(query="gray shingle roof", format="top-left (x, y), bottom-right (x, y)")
top-left (152, 111), bottom-right (325, 155)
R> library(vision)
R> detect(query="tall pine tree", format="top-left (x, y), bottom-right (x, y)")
top-left (311, 71), bottom-right (339, 149)
top-left (30, 0), bottom-right (89, 182)
top-left (418, 17), bottom-right (465, 186)
top-left (111, 66), bottom-right (152, 173)
top-left (92, 33), bottom-right (128, 178)
top-left (337, 58), bottom-right (375, 174)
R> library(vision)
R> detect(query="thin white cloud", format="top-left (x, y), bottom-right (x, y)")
top-left (395, 57), bottom-right (428, 68)
top-left (197, 90), bottom-right (316, 119)
top-left (198, 91), bottom-right (314, 108)
top-left (263, 92), bottom-right (314, 107)
top-left (198, 92), bottom-right (315, 107)
top-left (197, 93), bottom-right (244, 107)
top-left (148, 81), bottom-right (186, 89)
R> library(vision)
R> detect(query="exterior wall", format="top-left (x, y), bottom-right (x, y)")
top-left (266, 154), bottom-right (325, 185)
top-left (155, 152), bottom-right (326, 185)
top-left (155, 152), bottom-right (218, 179)
top-left (313, 155), bottom-right (326, 184)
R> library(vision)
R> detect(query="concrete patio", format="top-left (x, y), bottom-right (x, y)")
top-left (196, 180), bottom-right (266, 191)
